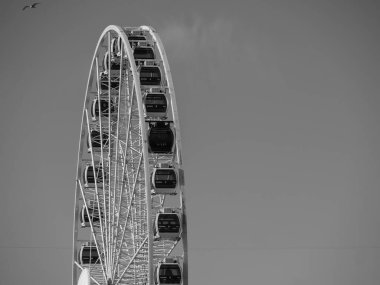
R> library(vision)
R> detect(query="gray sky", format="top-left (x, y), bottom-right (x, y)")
top-left (1, 0), bottom-right (380, 284)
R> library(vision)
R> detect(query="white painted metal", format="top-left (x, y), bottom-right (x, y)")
top-left (73, 25), bottom-right (188, 285)
top-left (77, 268), bottom-right (91, 285)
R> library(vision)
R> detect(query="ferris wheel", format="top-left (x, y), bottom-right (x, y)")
top-left (72, 25), bottom-right (188, 285)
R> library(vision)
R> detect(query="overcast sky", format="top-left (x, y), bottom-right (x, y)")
top-left (0, 0), bottom-right (380, 284)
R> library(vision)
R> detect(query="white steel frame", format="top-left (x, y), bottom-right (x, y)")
top-left (73, 25), bottom-right (188, 285)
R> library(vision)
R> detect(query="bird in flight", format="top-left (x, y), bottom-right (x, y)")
top-left (22, 2), bottom-right (40, 10)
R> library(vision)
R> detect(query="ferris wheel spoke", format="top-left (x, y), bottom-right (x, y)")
top-left (110, 45), bottom-right (126, 269)
top-left (110, 46), bottom-right (129, 271)
top-left (107, 32), bottom-right (123, 270)
top-left (95, 60), bottom-right (113, 270)
top-left (95, 55), bottom-right (112, 270)
top-left (113, 141), bottom-right (130, 248)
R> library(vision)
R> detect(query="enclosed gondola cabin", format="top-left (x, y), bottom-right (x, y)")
top-left (148, 122), bottom-right (175, 154)
top-left (154, 210), bottom-right (181, 241)
top-left (83, 165), bottom-right (105, 187)
top-left (80, 204), bottom-right (101, 228)
top-left (152, 166), bottom-right (177, 195)
top-left (87, 130), bottom-right (109, 152)
top-left (78, 243), bottom-right (100, 265)
top-left (139, 66), bottom-right (161, 86)
top-left (134, 47), bottom-right (155, 66)
top-left (144, 93), bottom-right (168, 118)
top-left (128, 35), bottom-right (146, 47)
top-left (103, 51), bottom-right (126, 74)
top-left (91, 99), bottom-right (116, 120)
top-left (155, 260), bottom-right (182, 285)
